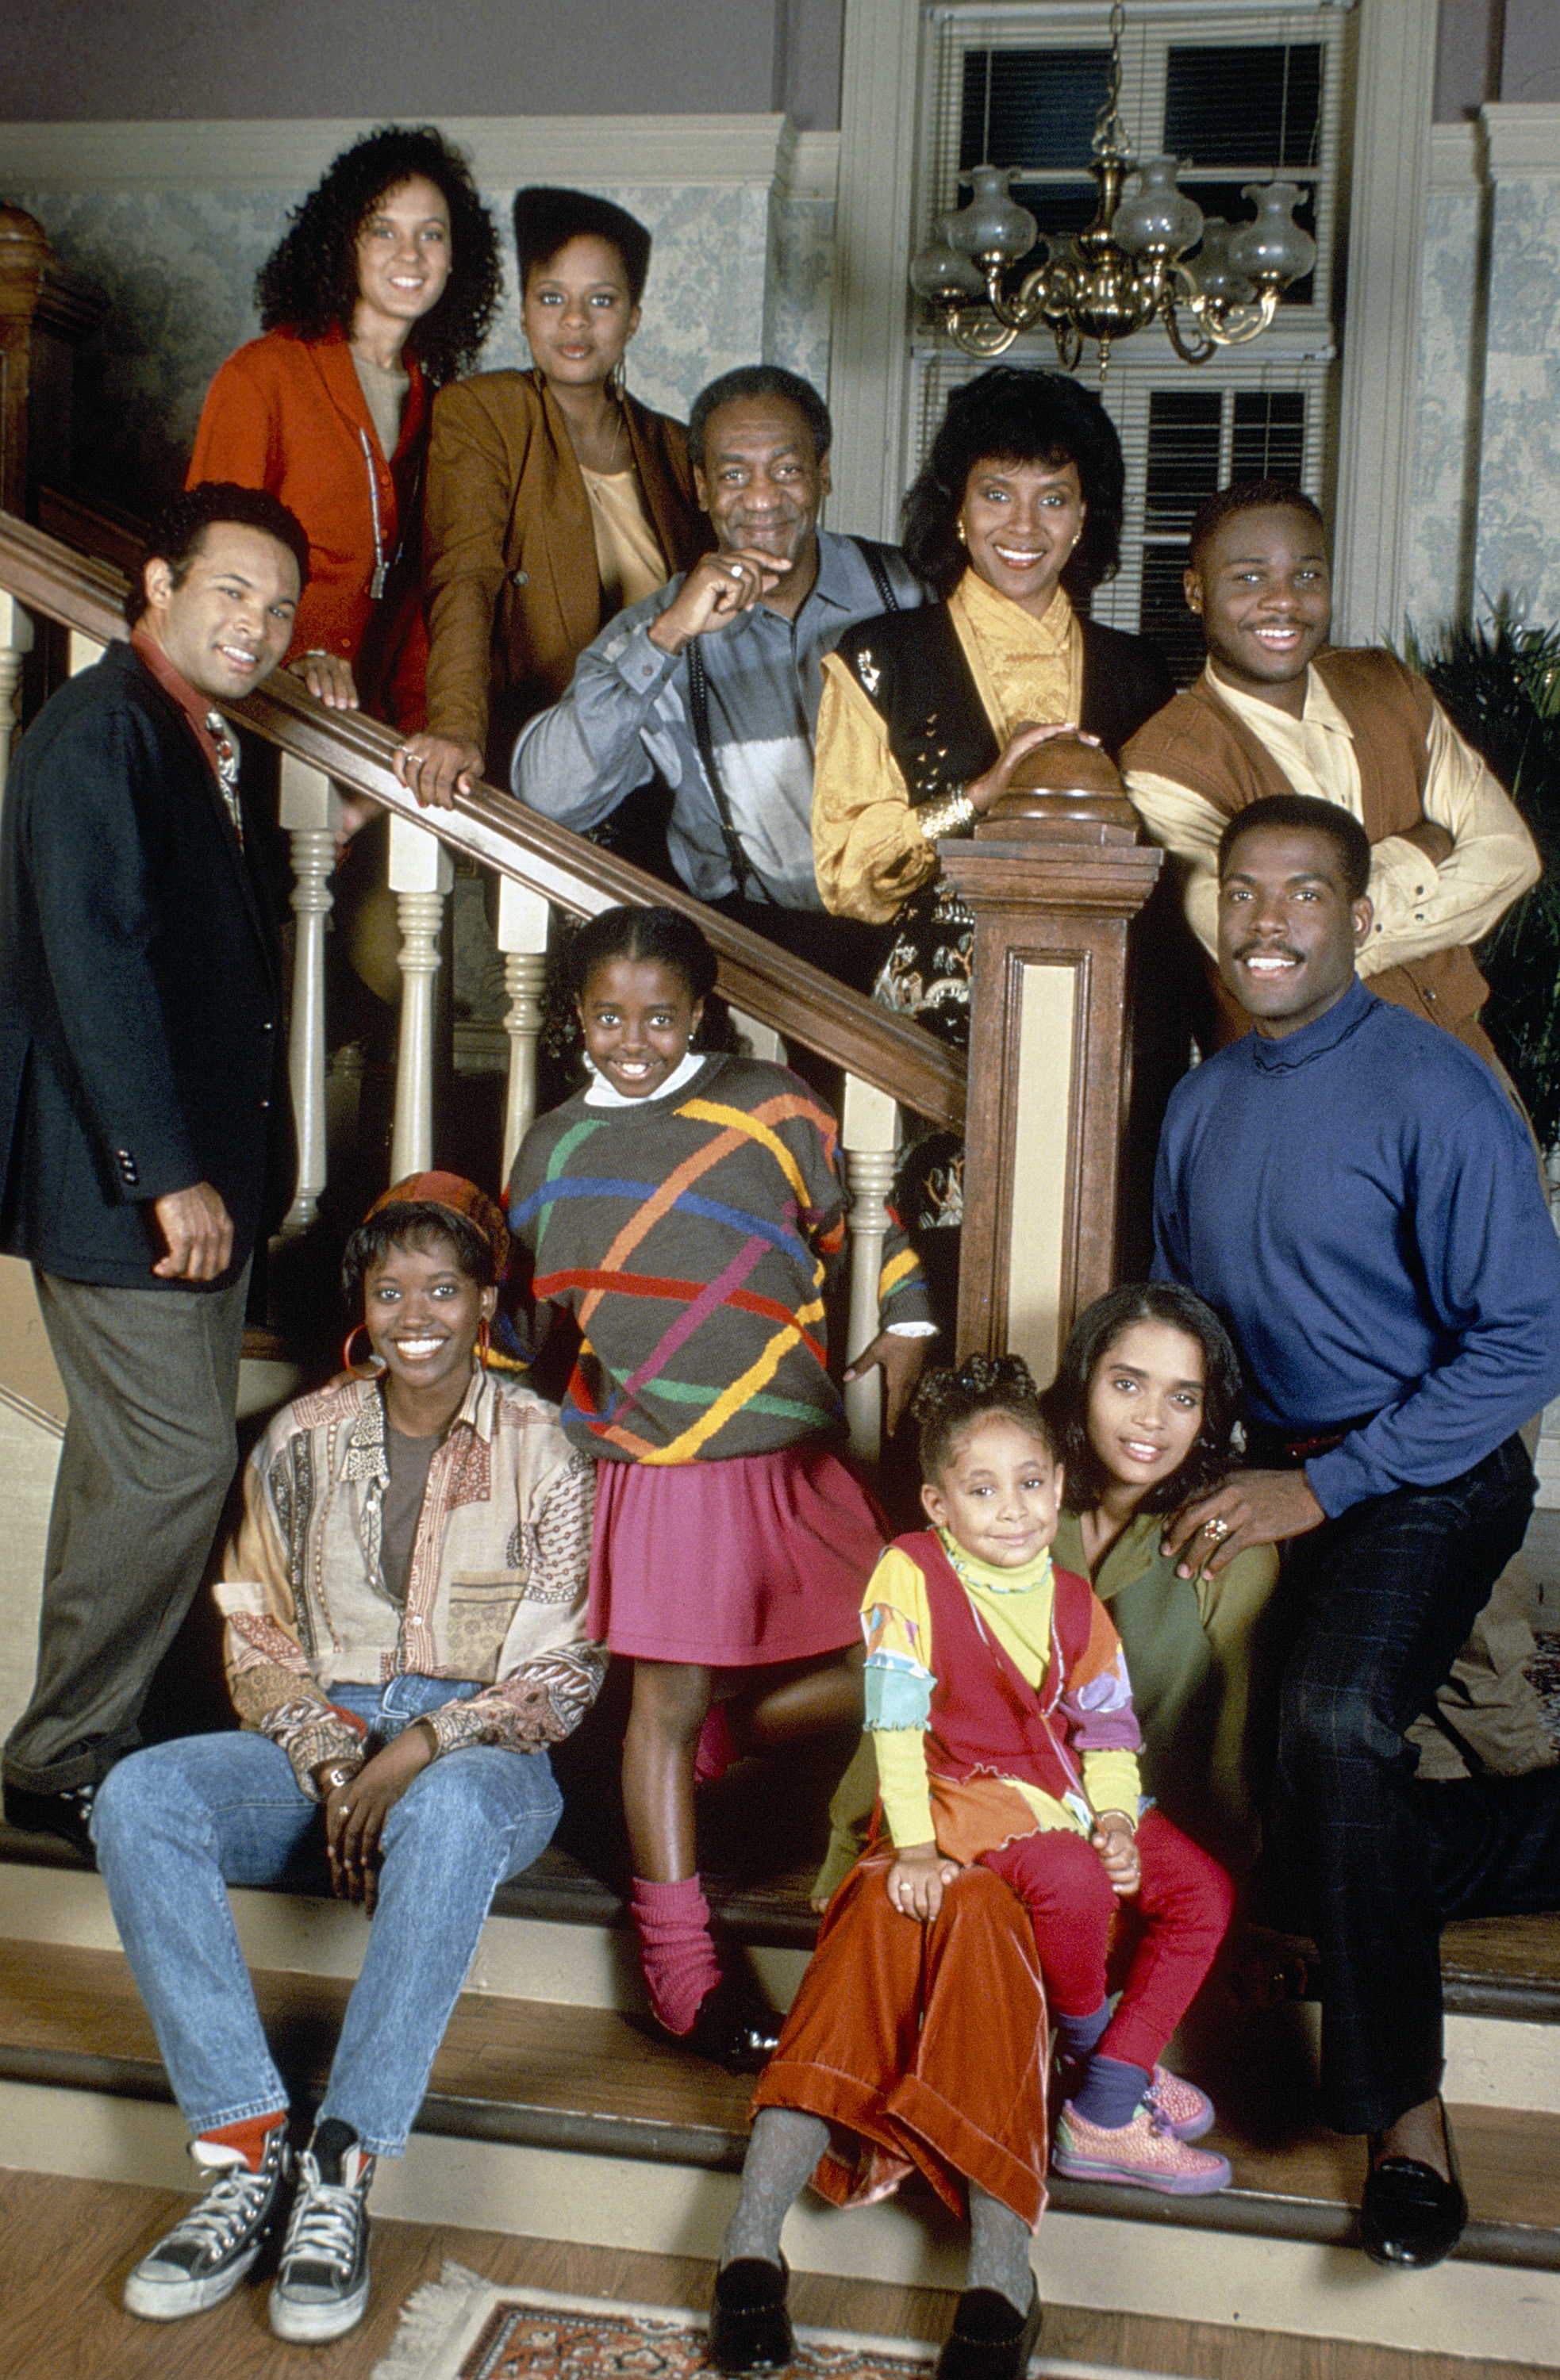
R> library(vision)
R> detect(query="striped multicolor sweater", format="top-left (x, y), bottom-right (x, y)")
top-left (507, 1053), bottom-right (932, 1463)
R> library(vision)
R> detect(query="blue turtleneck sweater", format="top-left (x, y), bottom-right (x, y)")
top-left (1152, 975), bottom-right (1560, 1516)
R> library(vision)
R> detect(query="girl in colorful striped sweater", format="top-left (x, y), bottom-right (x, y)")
top-left (507, 905), bottom-right (934, 2066)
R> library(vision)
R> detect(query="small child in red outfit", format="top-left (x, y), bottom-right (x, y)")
top-left (709, 1355), bottom-right (1233, 2380)
top-left (869, 1354), bottom-right (1233, 2193)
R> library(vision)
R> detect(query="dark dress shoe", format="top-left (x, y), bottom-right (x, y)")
top-left (1360, 2103), bottom-right (1467, 2268)
top-left (935, 2282), bottom-right (1043, 2380)
top-left (2, 1779), bottom-right (97, 1861)
top-left (709, 2255), bottom-right (793, 2374)
top-left (642, 1979), bottom-right (782, 2074)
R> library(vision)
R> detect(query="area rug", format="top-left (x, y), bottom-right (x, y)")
top-left (369, 2269), bottom-right (1153, 2380)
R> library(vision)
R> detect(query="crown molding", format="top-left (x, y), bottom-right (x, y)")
top-left (775, 129), bottom-right (840, 205)
top-left (0, 114), bottom-right (803, 193)
top-left (1481, 102), bottom-right (1560, 179)
top-left (1428, 119), bottom-right (1483, 193)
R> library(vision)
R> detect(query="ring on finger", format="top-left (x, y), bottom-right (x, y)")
top-left (1204, 1516), bottom-right (1231, 1539)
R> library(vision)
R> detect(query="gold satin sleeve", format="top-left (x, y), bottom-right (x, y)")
top-left (811, 654), bottom-right (941, 924)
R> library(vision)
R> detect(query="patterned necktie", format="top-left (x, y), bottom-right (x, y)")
top-left (205, 710), bottom-right (244, 844)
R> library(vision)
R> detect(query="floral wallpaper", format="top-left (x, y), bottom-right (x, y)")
top-left (1406, 139), bottom-right (1560, 639)
top-left (10, 175), bottom-right (835, 520)
top-left (1474, 169), bottom-right (1560, 628)
top-left (1406, 185), bottom-right (1486, 633)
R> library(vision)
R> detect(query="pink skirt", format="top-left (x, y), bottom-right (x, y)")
top-left (588, 1444), bottom-right (887, 1666)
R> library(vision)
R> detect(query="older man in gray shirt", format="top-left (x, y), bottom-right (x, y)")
top-left (511, 365), bottom-right (924, 985)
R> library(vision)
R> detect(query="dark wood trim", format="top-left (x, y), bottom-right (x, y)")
top-left (942, 831), bottom-right (1164, 1362)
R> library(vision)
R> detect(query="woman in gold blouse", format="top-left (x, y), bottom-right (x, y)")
top-left (812, 367), bottom-right (1172, 1047)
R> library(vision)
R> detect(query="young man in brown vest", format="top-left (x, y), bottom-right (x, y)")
top-left (1123, 479), bottom-right (1537, 1065)
top-left (1124, 482), bottom-right (1553, 1795)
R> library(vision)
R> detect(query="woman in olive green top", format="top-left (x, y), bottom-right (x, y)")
top-left (812, 1282), bottom-right (1278, 1902)
top-left (1045, 1283), bottom-right (1278, 1875)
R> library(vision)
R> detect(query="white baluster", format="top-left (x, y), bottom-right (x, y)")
top-left (278, 756), bottom-right (342, 1235)
top-left (728, 1006), bottom-right (785, 1065)
top-left (497, 876), bottom-right (551, 1185)
top-left (0, 593), bottom-right (34, 808)
top-left (840, 1072), bottom-right (901, 1467)
top-left (389, 810), bottom-right (452, 1179)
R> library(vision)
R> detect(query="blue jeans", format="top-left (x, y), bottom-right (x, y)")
top-left (1271, 1432), bottom-right (1536, 2135)
top-left (91, 1679), bottom-right (562, 2156)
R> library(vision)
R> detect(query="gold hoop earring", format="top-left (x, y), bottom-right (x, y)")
top-left (955, 519), bottom-right (967, 546)
top-left (342, 1323), bottom-right (385, 1380)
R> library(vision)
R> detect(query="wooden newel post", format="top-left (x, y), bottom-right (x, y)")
top-left (939, 754), bottom-right (1163, 1385)
top-left (0, 205), bottom-right (106, 524)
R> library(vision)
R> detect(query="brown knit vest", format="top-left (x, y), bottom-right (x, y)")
top-left (1125, 648), bottom-right (1493, 1055)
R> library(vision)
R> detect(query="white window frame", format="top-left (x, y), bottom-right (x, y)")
top-left (828, 0), bottom-right (1439, 645)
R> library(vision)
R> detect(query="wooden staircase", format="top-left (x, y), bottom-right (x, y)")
top-left (3, 1818), bottom-right (1559, 2370)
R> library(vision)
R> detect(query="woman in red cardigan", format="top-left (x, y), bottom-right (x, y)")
top-left (186, 125), bottom-right (502, 735)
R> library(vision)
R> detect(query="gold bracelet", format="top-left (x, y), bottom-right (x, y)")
top-left (917, 789), bottom-right (976, 843)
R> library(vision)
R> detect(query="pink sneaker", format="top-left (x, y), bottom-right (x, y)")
top-left (1052, 2101), bottom-right (1231, 2195)
top-left (1143, 2066), bottom-right (1215, 2140)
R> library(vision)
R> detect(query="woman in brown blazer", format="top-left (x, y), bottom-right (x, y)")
top-left (398, 187), bottom-right (709, 804)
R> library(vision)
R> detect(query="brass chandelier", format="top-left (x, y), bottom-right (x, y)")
top-left (909, 2), bottom-right (1317, 373)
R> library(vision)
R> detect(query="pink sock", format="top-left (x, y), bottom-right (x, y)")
top-left (694, 1702), bottom-right (738, 1785)
top-left (632, 1873), bottom-right (721, 2034)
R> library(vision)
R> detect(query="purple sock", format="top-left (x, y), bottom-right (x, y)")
top-left (1072, 2052), bottom-right (1152, 2130)
top-left (1054, 2002), bottom-right (1112, 2065)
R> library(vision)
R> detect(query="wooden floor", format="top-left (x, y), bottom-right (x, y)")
top-left (0, 2167), bottom-right (1550, 2380)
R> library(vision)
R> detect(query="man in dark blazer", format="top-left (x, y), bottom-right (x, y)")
top-left (0, 482), bottom-right (308, 1852)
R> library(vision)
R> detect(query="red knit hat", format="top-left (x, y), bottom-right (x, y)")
top-left (364, 1171), bottom-right (509, 1276)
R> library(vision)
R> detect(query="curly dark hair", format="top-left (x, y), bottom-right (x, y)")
top-left (125, 482), bottom-right (310, 627)
top-left (340, 1200), bottom-right (498, 1308)
top-left (513, 186), bottom-right (652, 305)
top-left (903, 365), bottom-right (1125, 601)
top-left (913, 1353), bottom-right (1059, 1484)
top-left (1045, 1284), bottom-right (1246, 1517)
top-left (1187, 478), bottom-right (1325, 571)
top-left (255, 125), bottom-right (501, 384)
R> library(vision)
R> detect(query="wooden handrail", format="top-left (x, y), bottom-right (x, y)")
top-left (0, 509), bottom-right (963, 1132)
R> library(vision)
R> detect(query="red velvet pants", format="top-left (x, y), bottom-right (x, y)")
top-left (750, 1856), bottom-right (1050, 2228)
top-left (983, 1806), bottom-right (1235, 2071)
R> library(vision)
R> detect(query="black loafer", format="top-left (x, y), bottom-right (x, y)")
top-left (935, 2281), bottom-right (1043, 2380)
top-left (3, 1779), bottom-right (97, 1861)
top-left (670, 1979), bottom-right (783, 2075)
top-left (709, 2255), bottom-right (793, 2374)
top-left (1360, 2106), bottom-right (1467, 2269)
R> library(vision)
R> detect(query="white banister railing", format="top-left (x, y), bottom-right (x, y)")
top-left (496, 876), bottom-right (551, 1184)
top-left (840, 1073), bottom-right (901, 1465)
top-left (278, 754), bottom-right (341, 1235)
top-left (387, 809), bottom-right (452, 1180)
top-left (0, 526), bottom-right (968, 1488)
top-left (0, 593), bottom-right (33, 803)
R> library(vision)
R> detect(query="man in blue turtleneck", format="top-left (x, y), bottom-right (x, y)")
top-left (1152, 793), bottom-right (1560, 2274)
